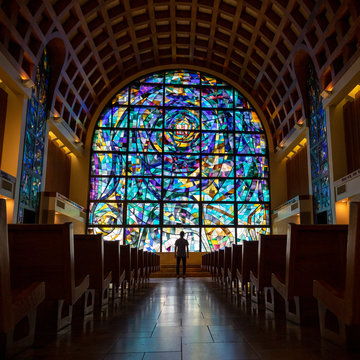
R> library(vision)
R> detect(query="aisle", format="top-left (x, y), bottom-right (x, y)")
top-left (13, 278), bottom-right (358, 360)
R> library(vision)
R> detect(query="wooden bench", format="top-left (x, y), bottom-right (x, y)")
top-left (217, 249), bottom-right (224, 283)
top-left (313, 202), bottom-right (360, 348)
top-left (227, 244), bottom-right (242, 297)
top-left (211, 251), bottom-right (217, 280)
top-left (221, 247), bottom-right (231, 291)
top-left (131, 247), bottom-right (138, 291)
top-left (0, 200), bottom-right (45, 357)
top-left (144, 252), bottom-right (151, 281)
top-left (271, 223), bottom-right (348, 325)
top-left (74, 235), bottom-right (112, 308)
top-left (8, 222), bottom-right (89, 331)
top-left (249, 235), bottom-right (287, 308)
top-left (236, 241), bottom-right (258, 298)
top-left (104, 240), bottom-right (125, 300)
top-left (137, 249), bottom-right (145, 285)
top-left (120, 245), bottom-right (134, 292)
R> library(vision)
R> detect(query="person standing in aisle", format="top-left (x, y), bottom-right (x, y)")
top-left (174, 231), bottom-right (189, 278)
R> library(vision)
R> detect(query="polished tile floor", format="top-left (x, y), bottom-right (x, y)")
top-left (13, 278), bottom-right (360, 360)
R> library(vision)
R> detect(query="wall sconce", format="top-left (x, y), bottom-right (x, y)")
top-left (20, 78), bottom-right (35, 88)
top-left (320, 89), bottom-right (333, 99)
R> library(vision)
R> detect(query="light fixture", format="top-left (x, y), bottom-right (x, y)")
top-left (320, 89), bottom-right (333, 99)
top-left (20, 78), bottom-right (35, 88)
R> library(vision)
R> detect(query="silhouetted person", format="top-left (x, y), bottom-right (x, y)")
top-left (174, 231), bottom-right (189, 278)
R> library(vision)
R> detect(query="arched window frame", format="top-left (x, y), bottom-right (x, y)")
top-left (88, 70), bottom-right (271, 251)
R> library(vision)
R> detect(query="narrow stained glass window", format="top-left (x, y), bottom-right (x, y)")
top-left (89, 70), bottom-right (270, 251)
top-left (18, 49), bottom-right (50, 223)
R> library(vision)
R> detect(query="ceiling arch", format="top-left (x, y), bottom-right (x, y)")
top-left (0, 0), bottom-right (359, 149)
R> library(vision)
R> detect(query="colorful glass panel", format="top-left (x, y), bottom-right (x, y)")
top-left (236, 179), bottom-right (270, 202)
top-left (89, 202), bottom-right (122, 225)
top-left (127, 177), bottom-right (162, 200)
top-left (18, 49), bottom-right (50, 222)
top-left (125, 227), bottom-right (161, 252)
top-left (90, 177), bottom-right (126, 201)
top-left (235, 111), bottom-right (263, 132)
top-left (127, 203), bottom-right (160, 225)
top-left (89, 227), bottom-right (123, 241)
top-left (201, 227), bottom-right (235, 251)
top-left (127, 154), bottom-right (162, 176)
top-left (236, 156), bottom-right (269, 178)
top-left (202, 88), bottom-right (233, 108)
top-left (163, 203), bottom-right (199, 225)
top-left (307, 62), bottom-right (332, 223)
top-left (163, 155), bottom-right (200, 177)
top-left (165, 70), bottom-right (200, 85)
top-left (201, 179), bottom-right (235, 202)
top-left (89, 70), bottom-right (270, 250)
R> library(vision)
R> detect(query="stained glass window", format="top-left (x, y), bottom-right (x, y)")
top-left (89, 70), bottom-right (271, 251)
top-left (307, 63), bottom-right (332, 223)
top-left (18, 49), bottom-right (50, 223)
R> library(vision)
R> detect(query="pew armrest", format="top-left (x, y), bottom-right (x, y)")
top-left (236, 268), bottom-right (242, 282)
top-left (313, 279), bottom-right (345, 319)
top-left (119, 270), bottom-right (126, 285)
top-left (271, 273), bottom-right (286, 300)
top-left (103, 271), bottom-right (112, 289)
top-left (12, 281), bottom-right (46, 324)
top-left (249, 271), bottom-right (259, 290)
top-left (73, 274), bottom-right (90, 304)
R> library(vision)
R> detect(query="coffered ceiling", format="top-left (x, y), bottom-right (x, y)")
top-left (0, 0), bottom-right (359, 148)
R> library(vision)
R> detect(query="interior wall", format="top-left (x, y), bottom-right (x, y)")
top-left (0, 87), bottom-right (7, 166)
top-left (45, 140), bottom-right (71, 197)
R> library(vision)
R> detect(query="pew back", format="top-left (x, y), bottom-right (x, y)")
top-left (257, 234), bottom-right (287, 289)
top-left (104, 240), bottom-right (121, 285)
top-left (241, 241), bottom-right (258, 284)
top-left (8, 223), bottom-right (75, 303)
top-left (230, 244), bottom-right (242, 278)
top-left (74, 234), bottom-right (105, 290)
top-left (286, 224), bottom-right (347, 299)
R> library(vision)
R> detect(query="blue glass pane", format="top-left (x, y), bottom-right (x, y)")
top-left (127, 177), bottom-right (162, 200)
top-left (236, 156), bottom-right (268, 178)
top-left (129, 107), bottom-right (163, 129)
top-left (235, 111), bottom-right (263, 132)
top-left (164, 131), bottom-right (200, 153)
top-left (91, 153), bottom-right (126, 176)
top-left (165, 109), bottom-right (200, 130)
top-left (201, 155), bottom-right (234, 177)
top-left (163, 203), bottom-right (199, 225)
top-left (201, 179), bottom-right (235, 201)
top-left (127, 154), bottom-right (162, 176)
top-left (202, 88), bottom-right (233, 108)
top-left (201, 132), bottom-right (234, 154)
top-left (128, 130), bottom-right (163, 152)
top-left (90, 177), bottom-right (126, 201)
top-left (165, 87), bottom-right (200, 107)
top-left (163, 178), bottom-right (200, 201)
top-left (89, 202), bottom-right (123, 225)
top-left (237, 203), bottom-right (270, 226)
top-left (163, 154), bottom-right (200, 177)
top-left (236, 133), bottom-right (267, 154)
top-left (165, 70), bottom-right (200, 85)
top-left (127, 203), bottom-right (160, 225)
top-left (131, 85), bottom-right (163, 106)
top-left (125, 227), bottom-right (161, 252)
top-left (202, 110), bottom-right (234, 131)
top-left (236, 179), bottom-right (270, 202)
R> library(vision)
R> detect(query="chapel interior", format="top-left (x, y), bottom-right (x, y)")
top-left (1, 0), bottom-right (360, 359)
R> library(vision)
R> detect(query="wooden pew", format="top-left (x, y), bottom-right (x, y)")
top-left (217, 249), bottom-right (224, 283)
top-left (236, 241), bottom-right (258, 298)
top-left (271, 223), bottom-right (348, 325)
top-left (313, 202), bottom-right (360, 348)
top-left (8, 222), bottom-right (89, 331)
top-left (131, 247), bottom-right (138, 291)
top-left (210, 251), bottom-right (216, 280)
top-left (104, 240), bottom-right (125, 300)
top-left (120, 245), bottom-right (134, 292)
top-left (74, 235), bottom-right (112, 308)
top-left (221, 247), bottom-right (231, 291)
top-left (144, 251), bottom-right (150, 281)
top-left (0, 200), bottom-right (45, 357)
top-left (249, 235), bottom-right (287, 308)
top-left (138, 249), bottom-right (145, 285)
top-left (227, 244), bottom-right (242, 296)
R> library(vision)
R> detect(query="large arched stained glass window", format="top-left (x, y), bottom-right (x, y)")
top-left (88, 70), bottom-right (270, 252)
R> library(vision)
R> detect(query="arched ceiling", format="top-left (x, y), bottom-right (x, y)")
top-left (0, 0), bottom-right (359, 149)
